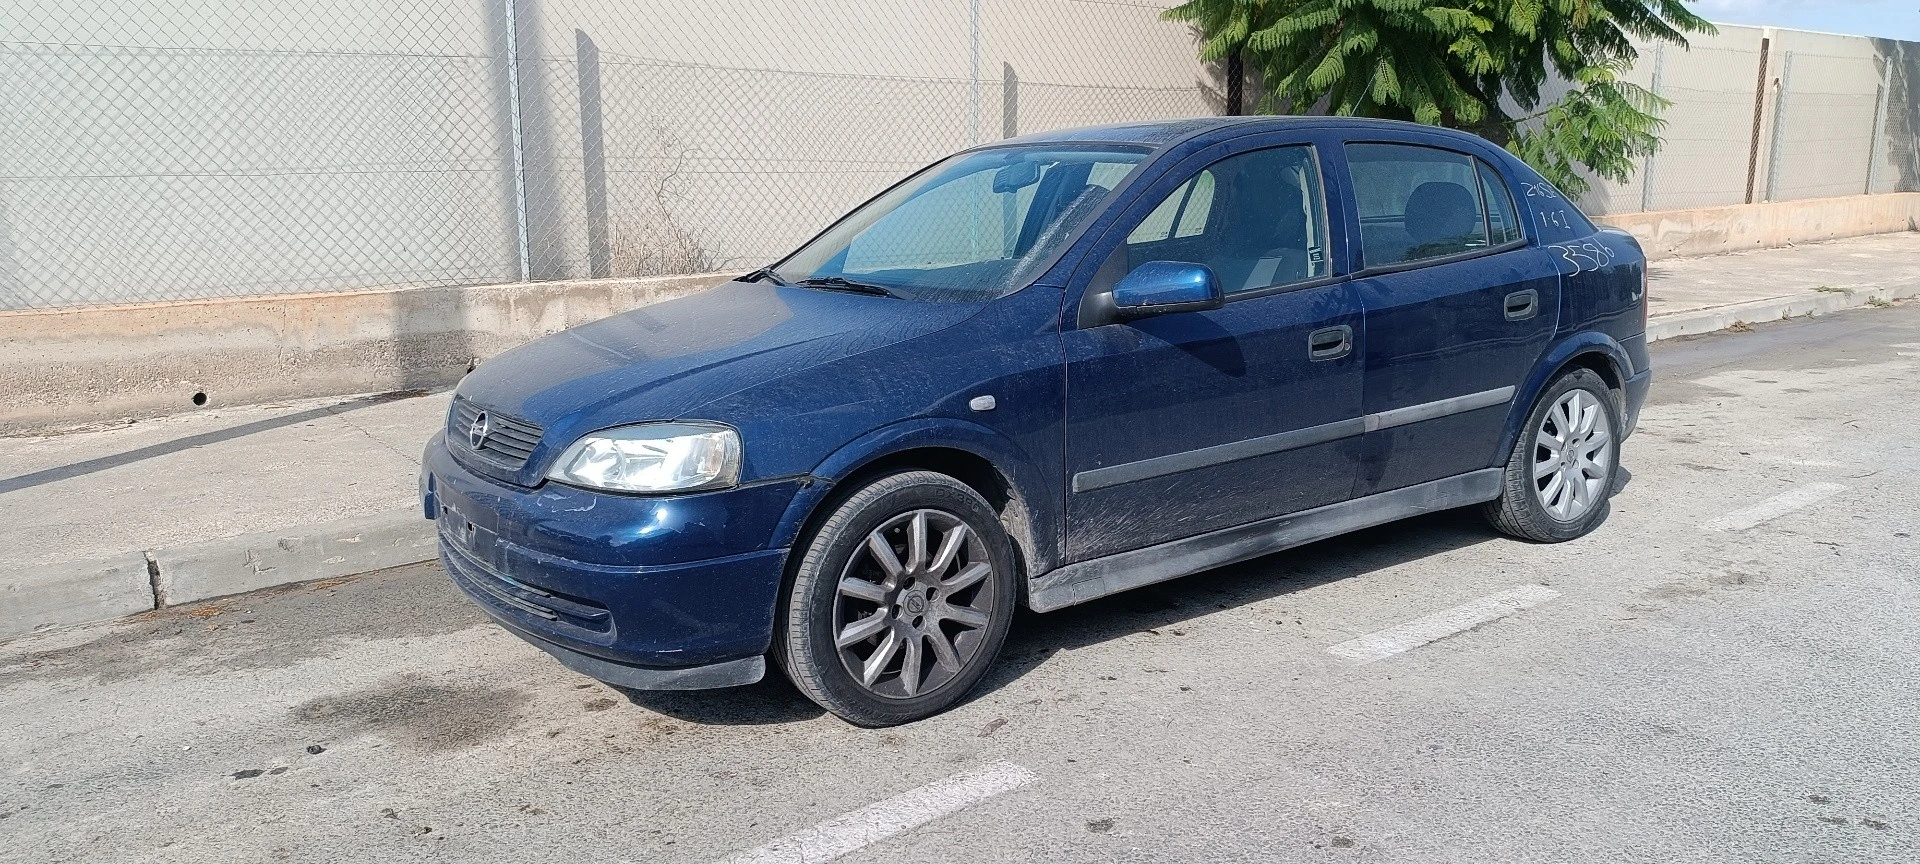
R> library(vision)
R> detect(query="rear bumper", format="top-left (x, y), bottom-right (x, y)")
top-left (1623, 366), bottom-right (1650, 437)
top-left (423, 432), bottom-right (794, 683)
top-left (1621, 332), bottom-right (1651, 437)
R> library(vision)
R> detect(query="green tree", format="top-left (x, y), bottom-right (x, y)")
top-left (1163, 0), bottom-right (1714, 197)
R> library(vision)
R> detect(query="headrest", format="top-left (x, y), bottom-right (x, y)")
top-left (1403, 181), bottom-right (1480, 245)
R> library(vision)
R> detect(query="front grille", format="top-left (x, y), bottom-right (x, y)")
top-left (450, 398), bottom-right (543, 469)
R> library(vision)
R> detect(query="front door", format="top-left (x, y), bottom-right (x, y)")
top-left (1062, 140), bottom-right (1366, 563)
top-left (1340, 141), bottom-right (1562, 496)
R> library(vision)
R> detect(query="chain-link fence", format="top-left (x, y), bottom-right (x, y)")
top-left (0, 0), bottom-right (1221, 310)
top-left (1, 4), bottom-right (1916, 310)
top-left (1583, 27), bottom-right (1920, 216)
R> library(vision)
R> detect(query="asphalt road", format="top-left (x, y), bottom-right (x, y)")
top-left (5, 304), bottom-right (1918, 863)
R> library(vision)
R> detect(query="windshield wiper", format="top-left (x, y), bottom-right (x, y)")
top-left (741, 267), bottom-right (790, 286)
top-left (794, 276), bottom-right (899, 298)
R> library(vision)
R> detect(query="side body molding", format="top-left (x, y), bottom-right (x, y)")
top-left (1070, 387), bottom-right (1515, 494)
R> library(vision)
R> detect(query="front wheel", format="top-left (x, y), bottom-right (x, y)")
top-left (1483, 368), bottom-right (1622, 542)
top-left (777, 470), bottom-right (1016, 726)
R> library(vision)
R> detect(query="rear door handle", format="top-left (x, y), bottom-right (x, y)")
top-left (1504, 289), bottom-right (1539, 321)
top-left (1307, 325), bottom-right (1352, 361)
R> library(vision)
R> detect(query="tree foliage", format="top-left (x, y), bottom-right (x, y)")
top-left (1163, 0), bottom-right (1714, 196)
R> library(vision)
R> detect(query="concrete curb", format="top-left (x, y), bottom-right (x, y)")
top-left (1647, 281), bottom-right (1919, 342)
top-left (1, 553), bottom-right (155, 637)
top-left (4, 288), bottom-right (1914, 641)
top-left (152, 509), bottom-right (435, 608)
top-left (1, 510), bottom-right (433, 639)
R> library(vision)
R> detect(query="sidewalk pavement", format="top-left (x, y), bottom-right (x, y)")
top-left (5, 231), bottom-right (1919, 637)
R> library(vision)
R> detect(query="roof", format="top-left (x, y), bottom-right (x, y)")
top-left (991, 115), bottom-right (1478, 151)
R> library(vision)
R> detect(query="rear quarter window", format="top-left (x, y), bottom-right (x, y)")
top-left (1515, 174), bottom-right (1598, 245)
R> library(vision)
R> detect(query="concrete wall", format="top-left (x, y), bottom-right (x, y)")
top-left (0, 271), bottom-right (726, 435)
top-left (1594, 192), bottom-right (1920, 259)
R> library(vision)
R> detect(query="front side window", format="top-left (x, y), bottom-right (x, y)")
top-left (1347, 143), bottom-right (1496, 267)
top-left (1110, 145), bottom-right (1328, 295)
top-left (774, 146), bottom-right (1147, 301)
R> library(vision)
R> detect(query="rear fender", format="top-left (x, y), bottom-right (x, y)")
top-left (1494, 333), bottom-right (1634, 464)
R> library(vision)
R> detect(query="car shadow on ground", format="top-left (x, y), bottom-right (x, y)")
top-left (623, 507), bottom-right (1506, 726)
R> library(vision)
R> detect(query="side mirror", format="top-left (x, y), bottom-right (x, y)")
top-left (1111, 261), bottom-right (1224, 319)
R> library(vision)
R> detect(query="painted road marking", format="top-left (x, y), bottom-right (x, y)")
top-left (1701, 482), bottom-right (1847, 531)
top-left (716, 761), bottom-right (1035, 864)
top-left (1326, 585), bottom-right (1560, 664)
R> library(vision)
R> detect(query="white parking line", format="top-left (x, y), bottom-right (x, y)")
top-left (1701, 482), bottom-right (1847, 531)
top-left (1326, 585), bottom-right (1561, 664)
top-left (716, 761), bottom-right (1035, 864)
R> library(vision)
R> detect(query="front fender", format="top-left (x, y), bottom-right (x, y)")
top-left (1495, 332), bottom-right (1635, 463)
top-left (766, 417), bottom-right (1061, 572)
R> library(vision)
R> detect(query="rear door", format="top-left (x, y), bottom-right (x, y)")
top-left (1340, 140), bottom-right (1562, 496)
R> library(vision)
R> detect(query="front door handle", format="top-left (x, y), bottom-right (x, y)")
top-left (1307, 325), bottom-right (1352, 361)
top-left (1504, 289), bottom-right (1539, 321)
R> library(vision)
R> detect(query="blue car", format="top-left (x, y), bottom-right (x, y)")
top-left (422, 117), bottom-right (1648, 726)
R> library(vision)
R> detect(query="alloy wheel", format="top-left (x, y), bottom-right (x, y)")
top-left (832, 509), bottom-right (997, 699)
top-left (1532, 389), bottom-right (1613, 522)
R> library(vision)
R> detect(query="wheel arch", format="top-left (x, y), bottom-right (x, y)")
top-left (1496, 334), bottom-right (1632, 465)
top-left (768, 419), bottom-right (1059, 595)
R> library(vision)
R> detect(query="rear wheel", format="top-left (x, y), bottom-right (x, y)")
top-left (777, 470), bottom-right (1016, 726)
top-left (1483, 368), bottom-right (1622, 542)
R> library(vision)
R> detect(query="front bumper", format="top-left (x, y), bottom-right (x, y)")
top-left (423, 433), bottom-right (797, 684)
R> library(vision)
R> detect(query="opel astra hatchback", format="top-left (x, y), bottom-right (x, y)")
top-left (423, 117), bottom-right (1650, 726)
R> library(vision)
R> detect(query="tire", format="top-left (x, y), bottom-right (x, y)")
top-left (1482, 368), bottom-right (1623, 542)
top-left (776, 470), bottom-right (1017, 726)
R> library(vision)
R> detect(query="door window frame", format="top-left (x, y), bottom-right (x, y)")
top-left (1071, 133), bottom-right (1348, 327)
top-left (1338, 139), bottom-right (1532, 278)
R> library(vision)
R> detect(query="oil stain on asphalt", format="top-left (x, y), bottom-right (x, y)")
top-left (291, 673), bottom-right (530, 751)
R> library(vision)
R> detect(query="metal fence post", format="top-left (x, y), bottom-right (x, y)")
top-left (1765, 51), bottom-right (1794, 203)
top-left (503, 0), bottom-right (532, 281)
top-left (1640, 46), bottom-right (1666, 212)
top-left (1002, 62), bottom-right (1019, 138)
top-left (1866, 58), bottom-right (1893, 194)
top-left (967, 0), bottom-right (982, 146)
top-left (577, 30), bottom-right (610, 278)
top-left (1743, 37), bottom-right (1772, 204)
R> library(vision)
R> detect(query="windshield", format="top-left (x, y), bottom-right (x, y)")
top-left (771, 145), bottom-right (1148, 301)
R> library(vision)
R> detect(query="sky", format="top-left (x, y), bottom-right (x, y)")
top-left (1691, 0), bottom-right (1920, 42)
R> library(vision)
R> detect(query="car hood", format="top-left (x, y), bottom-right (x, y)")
top-left (453, 280), bottom-right (981, 481)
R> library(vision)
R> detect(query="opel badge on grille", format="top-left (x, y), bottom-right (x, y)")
top-left (469, 412), bottom-right (490, 450)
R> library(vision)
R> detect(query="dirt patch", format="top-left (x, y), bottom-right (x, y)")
top-left (291, 673), bottom-right (530, 751)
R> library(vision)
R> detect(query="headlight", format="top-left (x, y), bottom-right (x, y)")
top-left (545, 423), bottom-right (741, 493)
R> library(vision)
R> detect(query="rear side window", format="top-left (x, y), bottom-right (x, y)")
top-left (1114, 145), bottom-right (1329, 295)
top-left (1346, 143), bottom-right (1493, 267)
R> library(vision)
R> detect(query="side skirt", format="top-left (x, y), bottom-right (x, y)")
top-left (1027, 469), bottom-right (1503, 613)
